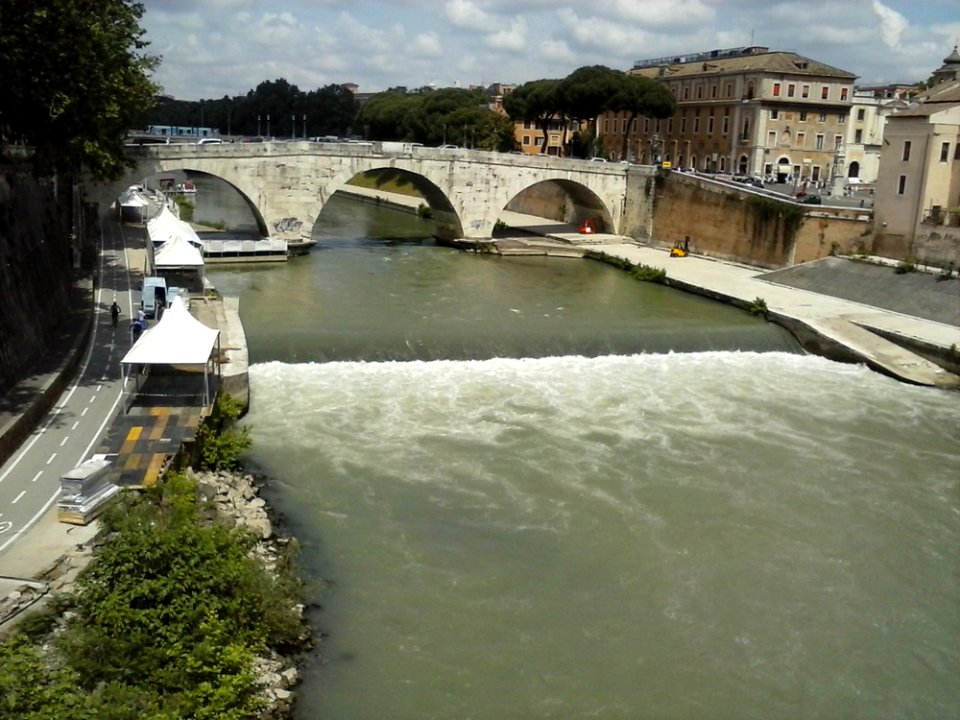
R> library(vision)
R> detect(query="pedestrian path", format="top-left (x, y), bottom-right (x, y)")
top-left (588, 243), bottom-right (960, 388)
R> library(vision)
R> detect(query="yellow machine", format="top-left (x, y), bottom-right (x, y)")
top-left (670, 239), bottom-right (689, 257)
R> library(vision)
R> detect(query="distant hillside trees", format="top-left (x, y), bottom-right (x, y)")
top-left (0, 0), bottom-right (158, 179)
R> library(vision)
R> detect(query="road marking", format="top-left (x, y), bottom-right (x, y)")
top-left (97, 383), bottom-right (103, 392)
top-left (11, 490), bottom-right (25, 504)
top-left (60, 436), bottom-right (69, 447)
top-left (46, 453), bottom-right (57, 465)
top-left (81, 407), bottom-right (89, 416)
top-left (72, 421), bottom-right (80, 430)
top-left (31, 470), bottom-right (42, 483)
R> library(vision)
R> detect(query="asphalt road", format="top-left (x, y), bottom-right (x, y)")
top-left (0, 218), bottom-right (138, 554)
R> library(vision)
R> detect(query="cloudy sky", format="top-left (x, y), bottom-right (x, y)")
top-left (141, 0), bottom-right (960, 100)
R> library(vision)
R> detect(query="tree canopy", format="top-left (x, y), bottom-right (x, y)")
top-left (502, 79), bottom-right (562, 154)
top-left (0, 0), bottom-right (159, 179)
top-left (356, 87), bottom-right (516, 150)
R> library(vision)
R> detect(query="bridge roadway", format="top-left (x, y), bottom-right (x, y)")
top-left (0, 224), bottom-right (957, 625)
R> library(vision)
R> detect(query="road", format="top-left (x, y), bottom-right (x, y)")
top-left (0, 217), bottom-right (138, 556)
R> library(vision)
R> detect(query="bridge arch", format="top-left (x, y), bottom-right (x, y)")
top-left (90, 143), bottom-right (648, 242)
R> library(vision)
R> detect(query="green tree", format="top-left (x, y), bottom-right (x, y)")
top-left (556, 65), bottom-right (624, 157)
top-left (502, 79), bottom-right (563, 154)
top-left (606, 74), bottom-right (677, 161)
top-left (0, 0), bottom-right (159, 179)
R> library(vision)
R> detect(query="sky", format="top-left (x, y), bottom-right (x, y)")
top-left (140, 0), bottom-right (960, 101)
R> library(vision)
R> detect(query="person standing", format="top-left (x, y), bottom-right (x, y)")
top-left (110, 301), bottom-right (121, 328)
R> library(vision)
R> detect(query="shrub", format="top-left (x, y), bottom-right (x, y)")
top-left (631, 264), bottom-right (667, 283)
top-left (894, 260), bottom-right (916, 274)
top-left (416, 203), bottom-right (433, 219)
top-left (748, 297), bottom-right (768, 317)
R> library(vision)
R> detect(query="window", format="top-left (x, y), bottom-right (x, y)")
top-left (768, 130), bottom-right (777, 147)
top-left (683, 86), bottom-right (690, 99)
top-left (707, 115), bottom-right (714, 134)
top-left (770, 109), bottom-right (779, 120)
top-left (797, 132), bottom-right (805, 147)
top-left (711, 84), bottom-right (717, 98)
top-left (819, 112), bottom-right (827, 122)
top-left (897, 175), bottom-right (906, 194)
top-left (725, 82), bottom-right (733, 97)
top-left (902, 140), bottom-right (911, 161)
top-left (840, 88), bottom-right (848, 100)
top-left (834, 135), bottom-right (843, 149)
top-left (680, 116), bottom-right (686, 133)
top-left (854, 129), bottom-right (863, 143)
top-left (815, 134), bottom-right (824, 150)
top-left (644, 118), bottom-right (650, 133)
top-left (787, 84), bottom-right (795, 97)
top-left (722, 114), bottom-right (729, 134)
top-left (668, 118), bottom-right (673, 133)
top-left (632, 118), bottom-right (637, 133)
top-left (694, 115), bottom-right (701, 133)
top-left (941, 142), bottom-right (950, 162)
top-left (742, 118), bottom-right (750, 139)
top-left (799, 111), bottom-right (807, 122)
top-left (697, 85), bottom-right (703, 99)
top-left (522, 136), bottom-right (530, 145)
top-left (535, 137), bottom-right (543, 146)
top-left (773, 82), bottom-right (781, 97)
top-left (802, 84), bottom-right (809, 98)
top-left (603, 119), bottom-right (609, 133)
top-left (821, 86), bottom-right (829, 100)
top-left (857, 108), bottom-right (865, 120)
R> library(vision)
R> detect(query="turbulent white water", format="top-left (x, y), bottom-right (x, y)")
top-left (243, 352), bottom-right (960, 720)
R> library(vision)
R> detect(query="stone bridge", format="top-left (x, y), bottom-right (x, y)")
top-left (87, 143), bottom-right (657, 242)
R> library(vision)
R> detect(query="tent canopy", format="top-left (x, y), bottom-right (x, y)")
top-left (121, 297), bottom-right (219, 366)
top-left (155, 232), bottom-right (203, 268)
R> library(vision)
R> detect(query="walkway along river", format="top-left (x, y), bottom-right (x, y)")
top-left (201, 194), bottom-right (960, 720)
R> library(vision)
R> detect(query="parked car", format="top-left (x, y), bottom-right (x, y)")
top-left (799, 195), bottom-right (823, 205)
top-left (437, 144), bottom-right (458, 149)
top-left (196, 137), bottom-right (223, 145)
top-left (588, 157), bottom-right (608, 162)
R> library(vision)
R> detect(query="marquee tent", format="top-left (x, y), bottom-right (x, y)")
top-left (121, 297), bottom-right (221, 409)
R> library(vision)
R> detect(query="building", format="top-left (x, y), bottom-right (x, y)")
top-left (844, 89), bottom-right (910, 183)
top-left (601, 46), bottom-right (856, 185)
top-left (872, 48), bottom-right (960, 261)
top-left (514, 118), bottom-right (578, 156)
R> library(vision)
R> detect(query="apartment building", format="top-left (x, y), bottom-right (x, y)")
top-left (873, 48), bottom-right (960, 257)
top-left (844, 89), bottom-right (911, 183)
top-left (602, 46), bottom-right (856, 184)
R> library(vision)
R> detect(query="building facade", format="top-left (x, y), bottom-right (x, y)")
top-left (872, 55), bottom-right (960, 261)
top-left (600, 46), bottom-right (856, 186)
top-left (844, 89), bottom-right (911, 184)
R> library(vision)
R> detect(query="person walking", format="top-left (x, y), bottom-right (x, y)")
top-left (110, 301), bottom-right (121, 328)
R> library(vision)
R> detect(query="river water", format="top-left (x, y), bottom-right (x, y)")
top-left (203, 192), bottom-right (960, 720)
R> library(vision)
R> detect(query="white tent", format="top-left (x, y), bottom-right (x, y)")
top-left (121, 297), bottom-right (221, 409)
top-left (155, 232), bottom-right (203, 269)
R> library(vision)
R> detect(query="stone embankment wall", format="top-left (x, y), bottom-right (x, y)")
top-left (650, 172), bottom-right (870, 268)
top-left (0, 166), bottom-right (76, 394)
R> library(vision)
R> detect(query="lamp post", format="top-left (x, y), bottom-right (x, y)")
top-left (257, 115), bottom-right (261, 137)
top-left (266, 114), bottom-right (271, 138)
top-left (302, 114), bottom-right (307, 139)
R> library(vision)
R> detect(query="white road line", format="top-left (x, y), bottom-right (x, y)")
top-left (71, 421), bottom-right (80, 430)
top-left (31, 471), bottom-right (42, 483)
top-left (59, 436), bottom-right (69, 447)
top-left (81, 407), bottom-right (89, 416)
top-left (11, 490), bottom-right (25, 504)
top-left (46, 453), bottom-right (57, 465)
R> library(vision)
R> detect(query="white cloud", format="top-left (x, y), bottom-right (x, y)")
top-left (444, 0), bottom-right (498, 31)
top-left (486, 17), bottom-right (527, 51)
top-left (410, 33), bottom-right (443, 58)
top-left (871, 0), bottom-right (908, 50)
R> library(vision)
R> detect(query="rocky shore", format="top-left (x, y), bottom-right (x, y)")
top-left (0, 466), bottom-right (313, 720)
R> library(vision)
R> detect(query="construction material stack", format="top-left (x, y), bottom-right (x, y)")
top-left (58, 456), bottom-right (120, 525)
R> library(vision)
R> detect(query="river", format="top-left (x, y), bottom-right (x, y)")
top-left (203, 191), bottom-right (960, 720)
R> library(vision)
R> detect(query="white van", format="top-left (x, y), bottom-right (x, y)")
top-left (141, 276), bottom-right (168, 318)
top-left (196, 137), bottom-right (223, 145)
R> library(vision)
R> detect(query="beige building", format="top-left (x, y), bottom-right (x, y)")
top-left (601, 46), bottom-right (855, 185)
top-left (873, 62), bottom-right (960, 261)
top-left (844, 89), bottom-right (911, 184)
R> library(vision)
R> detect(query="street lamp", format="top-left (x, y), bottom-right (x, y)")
top-left (266, 114), bottom-right (271, 138)
top-left (257, 115), bottom-right (261, 136)
top-left (302, 114), bottom-right (307, 139)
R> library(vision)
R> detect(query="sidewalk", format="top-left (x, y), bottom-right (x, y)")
top-left (588, 243), bottom-right (960, 388)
